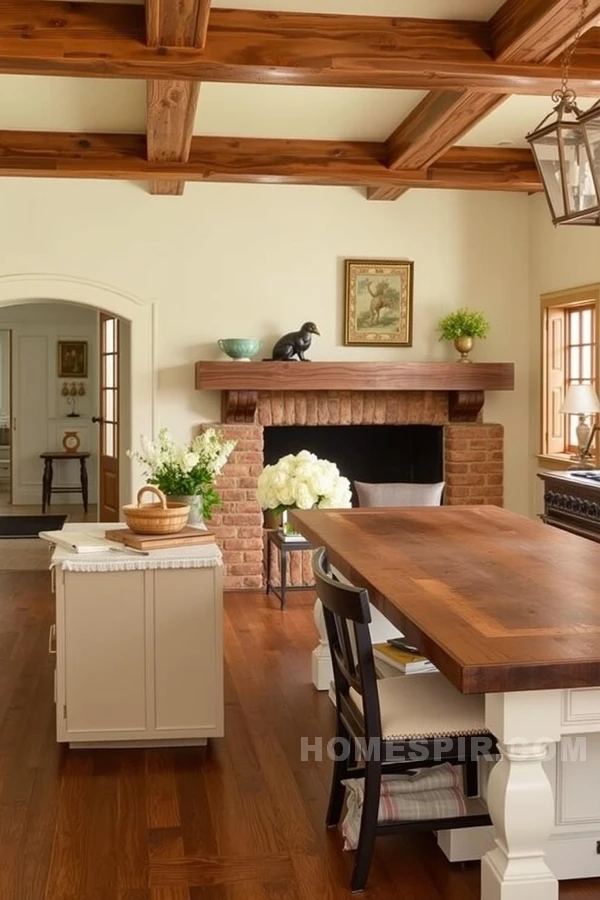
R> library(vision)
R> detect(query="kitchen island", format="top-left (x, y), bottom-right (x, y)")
top-left (291, 505), bottom-right (600, 900)
top-left (50, 524), bottom-right (223, 748)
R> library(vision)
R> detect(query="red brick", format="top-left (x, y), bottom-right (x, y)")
top-left (295, 393), bottom-right (307, 426)
top-left (236, 451), bottom-right (263, 464)
top-left (239, 526), bottom-right (261, 538)
top-left (219, 489), bottom-right (245, 502)
top-left (228, 563), bottom-right (261, 575)
top-left (243, 575), bottom-right (264, 589)
top-left (243, 550), bottom-right (264, 563)
top-left (486, 473), bottom-right (503, 486)
top-left (224, 551), bottom-right (244, 564)
top-left (471, 462), bottom-right (503, 474)
top-left (444, 463), bottom-right (469, 475)
top-left (239, 477), bottom-right (257, 489)
top-left (222, 513), bottom-right (263, 526)
top-left (223, 538), bottom-right (262, 550)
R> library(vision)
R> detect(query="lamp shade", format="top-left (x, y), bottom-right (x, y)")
top-left (559, 383), bottom-right (600, 414)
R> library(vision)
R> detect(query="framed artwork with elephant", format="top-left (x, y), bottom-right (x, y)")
top-left (343, 258), bottom-right (413, 346)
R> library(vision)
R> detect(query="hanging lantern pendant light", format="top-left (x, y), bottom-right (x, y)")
top-left (526, 0), bottom-right (600, 226)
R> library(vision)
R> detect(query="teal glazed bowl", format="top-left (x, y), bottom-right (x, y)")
top-left (217, 338), bottom-right (262, 361)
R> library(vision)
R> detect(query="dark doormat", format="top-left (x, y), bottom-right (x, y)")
top-left (0, 516), bottom-right (67, 538)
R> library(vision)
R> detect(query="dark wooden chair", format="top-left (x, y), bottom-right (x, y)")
top-left (313, 548), bottom-right (494, 893)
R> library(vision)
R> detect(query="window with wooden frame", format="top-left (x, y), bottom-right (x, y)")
top-left (541, 286), bottom-right (600, 460)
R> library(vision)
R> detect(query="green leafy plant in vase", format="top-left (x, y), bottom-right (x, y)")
top-left (128, 427), bottom-right (236, 527)
top-left (437, 308), bottom-right (490, 363)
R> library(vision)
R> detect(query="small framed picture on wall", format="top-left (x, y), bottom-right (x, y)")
top-left (344, 258), bottom-right (414, 346)
top-left (58, 341), bottom-right (88, 378)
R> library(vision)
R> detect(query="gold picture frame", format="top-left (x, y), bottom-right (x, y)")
top-left (344, 258), bottom-right (414, 346)
top-left (58, 341), bottom-right (88, 378)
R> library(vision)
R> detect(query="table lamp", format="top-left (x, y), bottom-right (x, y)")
top-left (559, 384), bottom-right (600, 468)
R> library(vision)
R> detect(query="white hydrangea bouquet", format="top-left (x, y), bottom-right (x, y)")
top-left (257, 450), bottom-right (352, 539)
top-left (128, 426), bottom-right (236, 523)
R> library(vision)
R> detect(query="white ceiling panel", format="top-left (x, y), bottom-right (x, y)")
top-left (210, 0), bottom-right (503, 17)
top-left (59, 0), bottom-right (503, 19)
top-left (0, 76), bottom-right (146, 133)
top-left (456, 95), bottom-right (600, 148)
top-left (194, 83), bottom-right (425, 141)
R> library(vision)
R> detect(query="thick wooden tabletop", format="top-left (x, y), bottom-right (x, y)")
top-left (290, 505), bottom-right (600, 695)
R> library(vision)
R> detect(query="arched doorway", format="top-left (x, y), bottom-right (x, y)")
top-left (0, 275), bottom-right (156, 513)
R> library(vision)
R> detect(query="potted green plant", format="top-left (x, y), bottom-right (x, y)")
top-left (437, 308), bottom-right (490, 363)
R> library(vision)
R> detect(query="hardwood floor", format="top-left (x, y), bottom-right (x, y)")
top-left (0, 578), bottom-right (595, 899)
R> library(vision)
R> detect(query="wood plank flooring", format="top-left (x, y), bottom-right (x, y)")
top-left (0, 575), bottom-right (596, 899)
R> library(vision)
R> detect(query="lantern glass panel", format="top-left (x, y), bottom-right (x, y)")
top-left (560, 126), bottom-right (597, 215)
top-left (581, 114), bottom-right (600, 186)
top-left (530, 129), bottom-right (565, 219)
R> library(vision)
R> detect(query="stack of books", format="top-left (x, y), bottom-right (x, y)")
top-left (373, 641), bottom-right (437, 675)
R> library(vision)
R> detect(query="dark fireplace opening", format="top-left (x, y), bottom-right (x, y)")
top-left (263, 425), bottom-right (444, 504)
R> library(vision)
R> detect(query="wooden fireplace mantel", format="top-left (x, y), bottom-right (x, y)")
top-left (194, 361), bottom-right (515, 423)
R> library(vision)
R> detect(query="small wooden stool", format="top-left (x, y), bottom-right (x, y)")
top-left (40, 451), bottom-right (90, 514)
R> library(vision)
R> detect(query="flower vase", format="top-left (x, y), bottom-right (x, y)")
top-left (167, 494), bottom-right (207, 529)
top-left (280, 509), bottom-right (309, 542)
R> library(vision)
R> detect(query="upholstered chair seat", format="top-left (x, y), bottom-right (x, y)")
top-left (349, 672), bottom-right (488, 742)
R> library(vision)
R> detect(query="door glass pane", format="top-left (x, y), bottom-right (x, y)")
top-left (103, 318), bottom-right (115, 354)
top-left (103, 389), bottom-right (115, 422)
top-left (104, 423), bottom-right (115, 458)
top-left (104, 354), bottom-right (114, 389)
top-left (582, 308), bottom-right (593, 343)
top-left (570, 347), bottom-right (581, 381)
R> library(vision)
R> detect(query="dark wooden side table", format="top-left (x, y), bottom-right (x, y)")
top-left (41, 451), bottom-right (90, 514)
top-left (265, 529), bottom-right (315, 610)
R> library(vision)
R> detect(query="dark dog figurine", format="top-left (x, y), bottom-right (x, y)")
top-left (270, 322), bottom-right (320, 361)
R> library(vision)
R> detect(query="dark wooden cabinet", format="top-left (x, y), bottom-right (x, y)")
top-left (538, 470), bottom-right (600, 543)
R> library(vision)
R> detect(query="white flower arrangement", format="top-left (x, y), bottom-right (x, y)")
top-left (257, 450), bottom-right (352, 514)
top-left (128, 427), bottom-right (236, 519)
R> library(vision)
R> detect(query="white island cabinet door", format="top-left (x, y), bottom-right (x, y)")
top-left (58, 570), bottom-right (147, 740)
top-left (153, 567), bottom-right (223, 736)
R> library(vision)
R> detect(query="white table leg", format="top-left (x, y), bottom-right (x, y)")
top-left (481, 690), bottom-right (562, 900)
top-left (311, 595), bottom-right (404, 690)
top-left (312, 598), bottom-right (333, 690)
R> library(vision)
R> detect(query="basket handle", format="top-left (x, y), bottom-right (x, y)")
top-left (137, 485), bottom-right (167, 509)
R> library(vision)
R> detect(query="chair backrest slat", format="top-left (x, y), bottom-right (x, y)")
top-left (313, 548), bottom-right (382, 743)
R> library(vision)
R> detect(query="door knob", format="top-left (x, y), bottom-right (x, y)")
top-left (91, 416), bottom-right (104, 424)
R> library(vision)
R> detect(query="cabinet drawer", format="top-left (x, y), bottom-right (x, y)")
top-left (562, 688), bottom-right (600, 729)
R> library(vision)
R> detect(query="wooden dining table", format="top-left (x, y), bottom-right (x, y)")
top-left (290, 504), bottom-right (600, 900)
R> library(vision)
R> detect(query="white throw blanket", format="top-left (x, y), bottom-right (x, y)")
top-left (341, 763), bottom-right (467, 850)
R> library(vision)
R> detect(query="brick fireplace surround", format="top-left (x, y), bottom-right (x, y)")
top-left (204, 389), bottom-right (505, 591)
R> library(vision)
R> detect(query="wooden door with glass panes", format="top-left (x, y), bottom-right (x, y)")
top-left (96, 314), bottom-right (120, 521)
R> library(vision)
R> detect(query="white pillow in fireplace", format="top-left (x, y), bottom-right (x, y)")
top-left (355, 481), bottom-right (445, 508)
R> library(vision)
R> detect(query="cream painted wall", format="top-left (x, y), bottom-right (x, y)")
top-left (529, 194), bottom-right (600, 515)
top-left (0, 179), bottom-right (530, 513)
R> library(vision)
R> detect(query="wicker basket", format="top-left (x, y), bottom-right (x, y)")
top-left (122, 486), bottom-right (190, 535)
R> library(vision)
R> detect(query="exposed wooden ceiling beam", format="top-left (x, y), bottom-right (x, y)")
top-left (145, 0), bottom-right (210, 195)
top-left (3, 2), bottom-right (600, 94)
top-left (0, 131), bottom-right (542, 192)
top-left (490, 0), bottom-right (600, 62)
top-left (369, 0), bottom-right (600, 201)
